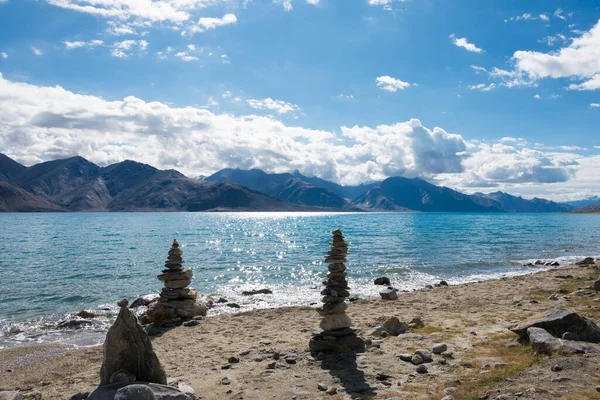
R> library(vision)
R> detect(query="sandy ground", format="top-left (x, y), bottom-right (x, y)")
top-left (2, 262), bottom-right (600, 400)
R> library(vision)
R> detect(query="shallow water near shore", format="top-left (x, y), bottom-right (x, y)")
top-left (1, 212), bottom-right (599, 349)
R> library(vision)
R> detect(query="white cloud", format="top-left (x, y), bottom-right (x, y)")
top-left (273, 0), bottom-right (292, 11)
top-left (376, 76), bottom-right (412, 92)
top-left (505, 13), bottom-right (550, 23)
top-left (175, 51), bottom-right (199, 61)
top-left (247, 97), bottom-right (301, 115)
top-left (0, 73), bottom-right (592, 197)
top-left (511, 19), bottom-right (600, 90)
top-left (111, 40), bottom-right (148, 58)
top-left (188, 13), bottom-right (237, 35)
top-left (471, 65), bottom-right (487, 74)
top-left (334, 94), bottom-right (354, 99)
top-left (469, 83), bottom-right (496, 92)
top-left (533, 94), bottom-right (541, 99)
top-left (0, 52), bottom-right (7, 59)
top-left (539, 33), bottom-right (567, 46)
top-left (554, 8), bottom-right (569, 21)
top-left (591, 103), bottom-right (600, 108)
top-left (106, 22), bottom-right (137, 36)
top-left (306, 0), bottom-right (320, 4)
top-left (45, 0), bottom-right (215, 24)
top-left (222, 91), bottom-right (232, 99)
top-left (540, 14), bottom-right (550, 21)
top-left (187, 44), bottom-right (196, 51)
top-left (31, 46), bottom-right (43, 56)
top-left (449, 34), bottom-right (483, 53)
top-left (64, 40), bottom-right (104, 49)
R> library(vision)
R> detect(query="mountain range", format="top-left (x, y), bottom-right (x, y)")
top-left (0, 153), bottom-right (593, 213)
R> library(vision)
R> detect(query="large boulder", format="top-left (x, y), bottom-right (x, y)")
top-left (369, 317), bottom-right (408, 337)
top-left (527, 327), bottom-right (599, 355)
top-left (379, 287), bottom-right (398, 300)
top-left (88, 382), bottom-right (192, 400)
top-left (511, 307), bottom-right (600, 343)
top-left (99, 302), bottom-right (167, 386)
top-left (576, 257), bottom-right (595, 266)
top-left (130, 294), bottom-right (160, 309)
top-left (374, 277), bottom-right (391, 286)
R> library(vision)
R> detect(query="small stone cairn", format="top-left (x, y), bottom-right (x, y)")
top-left (309, 229), bottom-right (365, 353)
top-left (146, 239), bottom-right (207, 325)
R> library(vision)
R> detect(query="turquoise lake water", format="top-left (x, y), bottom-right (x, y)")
top-left (1, 212), bottom-right (599, 348)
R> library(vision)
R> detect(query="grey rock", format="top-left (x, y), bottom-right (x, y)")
top-left (416, 364), bottom-right (428, 374)
top-left (576, 257), bottom-right (595, 266)
top-left (411, 354), bottom-right (424, 365)
top-left (183, 320), bottom-right (199, 327)
top-left (226, 303), bottom-right (241, 309)
top-left (228, 356), bottom-right (240, 364)
top-left (241, 288), bottom-right (272, 296)
top-left (439, 280), bottom-right (449, 286)
top-left (440, 397), bottom-right (453, 400)
top-left (414, 349), bottom-right (433, 362)
top-left (57, 319), bottom-right (93, 329)
top-left (596, 385), bottom-right (600, 392)
top-left (379, 288), bottom-right (398, 300)
top-left (397, 353), bottom-right (413, 362)
top-left (408, 317), bottom-right (424, 329)
top-left (68, 392), bottom-right (90, 400)
top-left (88, 383), bottom-right (191, 400)
top-left (99, 305), bottom-right (167, 386)
top-left (527, 327), bottom-right (600, 355)
top-left (370, 317), bottom-right (408, 337)
top-left (114, 385), bottom-right (156, 400)
top-left (109, 369), bottom-right (137, 384)
top-left (24, 393), bottom-right (41, 400)
top-left (374, 277), bottom-right (391, 286)
top-left (130, 294), bottom-right (160, 308)
top-left (511, 307), bottom-right (600, 343)
top-left (220, 377), bottom-right (231, 385)
top-left (594, 280), bottom-right (600, 292)
top-left (432, 343), bottom-right (448, 354)
top-left (317, 383), bottom-right (327, 391)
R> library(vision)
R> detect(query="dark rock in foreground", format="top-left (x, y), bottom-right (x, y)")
top-left (99, 302), bottom-right (167, 386)
top-left (511, 308), bottom-right (600, 343)
top-left (88, 382), bottom-right (192, 400)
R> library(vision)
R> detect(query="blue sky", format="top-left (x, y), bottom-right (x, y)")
top-left (0, 0), bottom-right (599, 200)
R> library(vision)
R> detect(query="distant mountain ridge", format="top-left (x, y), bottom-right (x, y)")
top-left (0, 154), bottom-right (578, 213)
top-left (562, 196), bottom-right (600, 209)
top-left (0, 154), bottom-right (323, 212)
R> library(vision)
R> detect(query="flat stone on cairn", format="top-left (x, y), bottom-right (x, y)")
top-left (146, 239), bottom-right (207, 325)
top-left (309, 229), bottom-right (365, 353)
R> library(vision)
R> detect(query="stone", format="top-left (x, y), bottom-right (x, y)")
top-left (411, 354), bottom-right (424, 365)
top-left (433, 343), bottom-right (448, 354)
top-left (576, 257), bottom-right (595, 266)
top-left (439, 280), bottom-right (449, 286)
top-left (379, 288), bottom-right (398, 300)
top-left (374, 277), bottom-right (391, 286)
top-left (320, 313), bottom-right (352, 331)
top-left (241, 288), bottom-right (273, 296)
top-left (114, 385), bottom-right (156, 400)
top-left (130, 294), bottom-right (160, 308)
top-left (317, 302), bottom-right (348, 316)
top-left (99, 303), bottom-right (167, 386)
top-left (371, 317), bottom-right (408, 337)
top-left (109, 369), bottom-right (137, 384)
top-left (317, 383), bottom-right (327, 391)
top-left (228, 356), bottom-right (240, 364)
top-left (550, 261), bottom-right (560, 266)
top-left (77, 310), bottom-right (98, 319)
top-left (57, 319), bottom-right (93, 329)
top-left (414, 349), bottom-right (433, 362)
top-left (68, 393), bottom-right (89, 400)
top-left (183, 320), bottom-right (199, 327)
top-left (527, 327), bottom-right (599, 355)
top-left (397, 353), bottom-right (412, 362)
top-left (511, 307), bottom-right (600, 343)
top-left (594, 280), bottom-right (600, 292)
top-left (416, 364), bottom-right (428, 374)
top-left (409, 317), bottom-right (424, 328)
top-left (88, 383), bottom-right (191, 400)
top-left (226, 303), bottom-right (241, 308)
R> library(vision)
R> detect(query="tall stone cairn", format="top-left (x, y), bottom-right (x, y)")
top-left (309, 229), bottom-right (365, 353)
top-left (146, 239), bottom-right (207, 325)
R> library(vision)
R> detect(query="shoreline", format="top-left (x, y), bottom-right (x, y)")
top-left (0, 257), bottom-right (575, 351)
top-left (2, 260), bottom-right (600, 399)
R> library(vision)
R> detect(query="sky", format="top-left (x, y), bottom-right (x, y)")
top-left (0, 0), bottom-right (599, 201)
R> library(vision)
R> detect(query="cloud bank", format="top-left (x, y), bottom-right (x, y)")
top-left (0, 74), bottom-right (590, 199)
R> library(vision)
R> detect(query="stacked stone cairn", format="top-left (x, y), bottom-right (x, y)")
top-left (309, 229), bottom-right (365, 353)
top-left (145, 239), bottom-right (207, 326)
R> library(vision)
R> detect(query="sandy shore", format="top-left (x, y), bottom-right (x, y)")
top-left (2, 261), bottom-right (600, 400)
